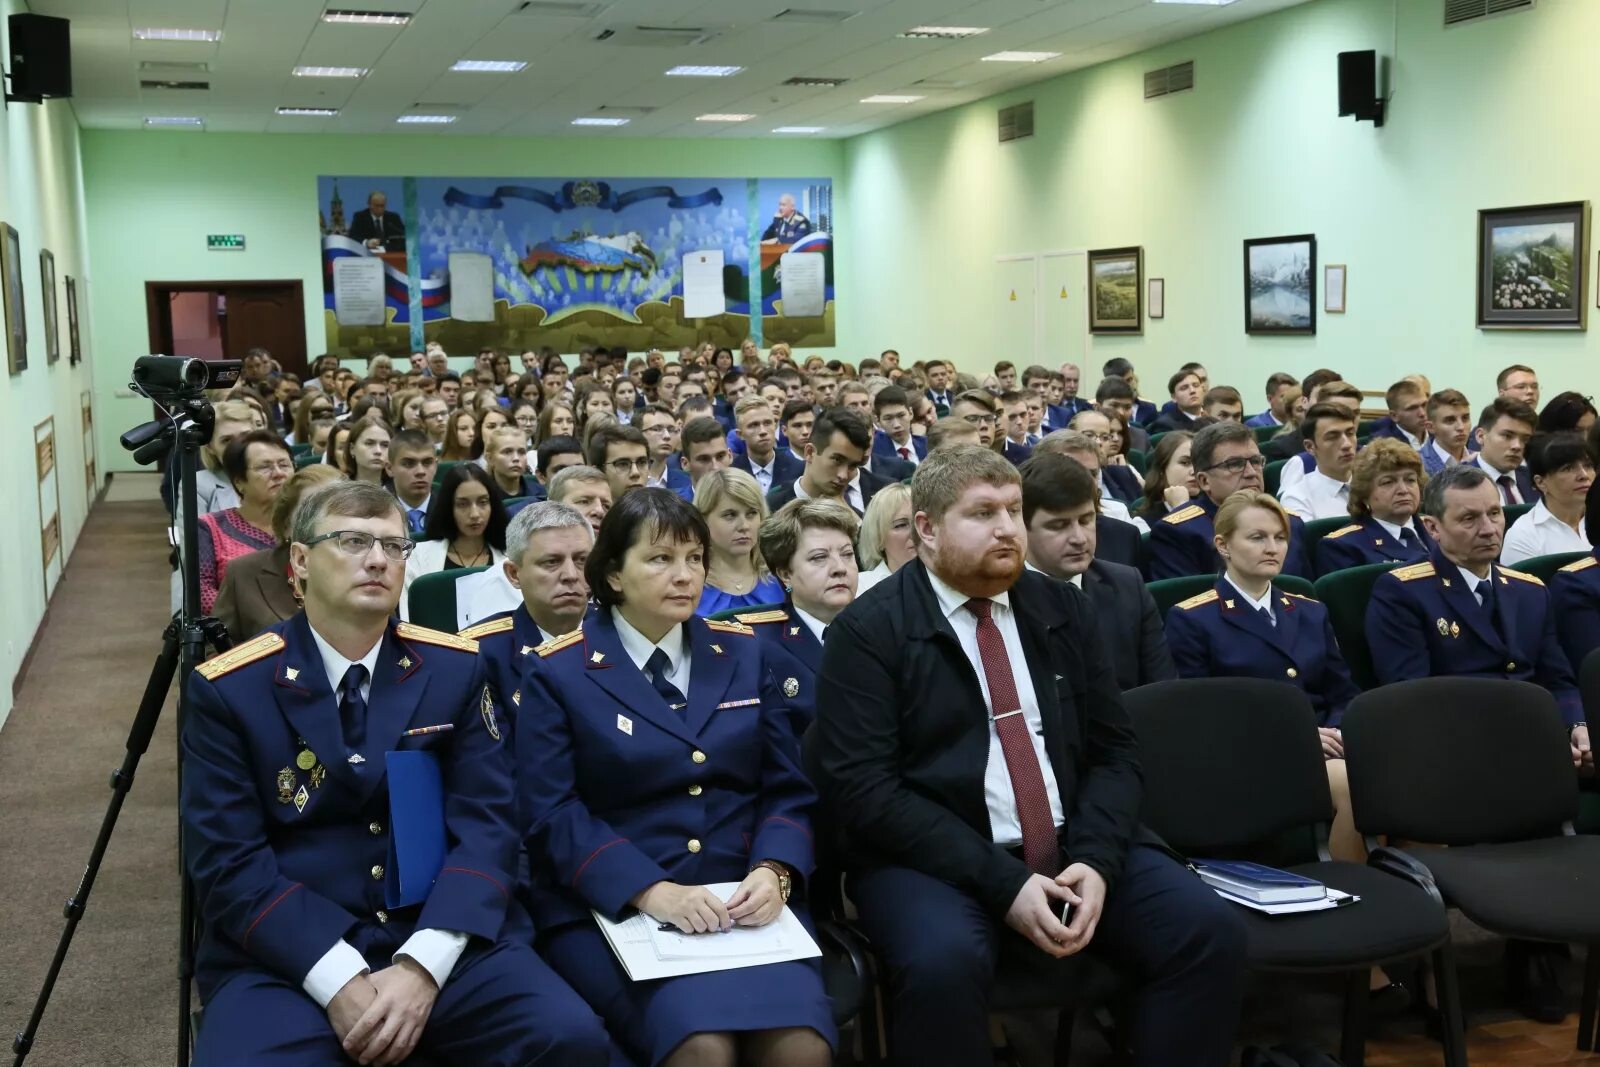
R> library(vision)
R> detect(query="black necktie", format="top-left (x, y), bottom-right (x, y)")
top-left (1477, 578), bottom-right (1495, 611)
top-left (1398, 527), bottom-right (1414, 546)
top-left (1259, 605), bottom-right (1276, 629)
top-left (339, 663), bottom-right (369, 754)
top-left (1497, 474), bottom-right (1517, 505)
top-left (645, 649), bottom-right (686, 715)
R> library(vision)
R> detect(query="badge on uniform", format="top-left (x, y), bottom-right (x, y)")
top-left (783, 677), bottom-right (800, 698)
top-left (1436, 618), bottom-right (1449, 636)
top-left (309, 763), bottom-right (326, 789)
top-left (617, 714), bottom-right (633, 736)
top-left (1450, 621), bottom-right (1460, 638)
top-left (480, 686), bottom-right (502, 742)
top-left (276, 767), bottom-right (296, 804)
top-left (511, 689), bottom-right (521, 707)
top-left (296, 749), bottom-right (316, 770)
top-left (293, 784), bottom-right (309, 813)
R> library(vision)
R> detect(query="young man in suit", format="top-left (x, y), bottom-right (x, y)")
top-left (925, 359), bottom-right (955, 416)
top-left (1466, 396), bottom-right (1540, 507)
top-left (997, 390), bottom-right (1034, 466)
top-left (1103, 357), bottom-right (1158, 427)
top-left (1146, 369), bottom-right (1206, 434)
top-left (1068, 410), bottom-right (1142, 505)
top-left (1245, 372), bottom-right (1299, 429)
top-left (1421, 389), bottom-right (1475, 475)
top-left (815, 445), bottom-right (1245, 1067)
top-left (765, 407), bottom-right (888, 517)
top-left (872, 385), bottom-right (927, 465)
top-left (1021, 453), bottom-right (1174, 690)
top-left (732, 394), bottom-right (803, 495)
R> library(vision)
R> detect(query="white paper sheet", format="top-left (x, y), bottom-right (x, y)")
top-left (682, 250), bottom-right (726, 318)
top-left (593, 881), bottom-right (822, 981)
top-left (779, 251), bottom-right (825, 317)
top-left (448, 251), bottom-right (496, 322)
top-left (332, 257), bottom-right (386, 326)
top-left (1213, 887), bottom-right (1359, 915)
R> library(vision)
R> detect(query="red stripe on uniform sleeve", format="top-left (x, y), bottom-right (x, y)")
top-left (572, 838), bottom-right (627, 887)
top-left (439, 866), bottom-right (508, 899)
top-left (761, 815), bottom-right (813, 840)
top-left (243, 883), bottom-right (303, 947)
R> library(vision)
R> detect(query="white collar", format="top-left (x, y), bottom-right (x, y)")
top-left (1397, 425), bottom-right (1422, 449)
top-left (1223, 574), bottom-right (1275, 620)
top-left (1428, 439), bottom-right (1461, 465)
top-left (1372, 516), bottom-right (1420, 541)
top-left (927, 567), bottom-right (1012, 620)
top-left (1455, 563), bottom-right (1493, 591)
top-left (1025, 555), bottom-right (1084, 589)
top-left (611, 610), bottom-right (686, 676)
top-left (792, 604), bottom-right (829, 644)
top-left (307, 622), bottom-right (385, 694)
top-left (1309, 467), bottom-right (1352, 494)
top-left (1474, 454), bottom-right (1513, 480)
top-left (1528, 500), bottom-right (1560, 526)
top-left (747, 451), bottom-right (776, 473)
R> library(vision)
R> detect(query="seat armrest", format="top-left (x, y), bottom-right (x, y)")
top-left (1367, 845), bottom-right (1443, 906)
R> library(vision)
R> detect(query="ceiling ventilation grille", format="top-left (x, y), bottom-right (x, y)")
top-left (1444, 0), bottom-right (1534, 26)
top-left (769, 8), bottom-right (858, 24)
top-left (998, 101), bottom-right (1033, 143)
top-left (597, 104), bottom-right (658, 116)
top-left (592, 24), bottom-right (719, 46)
top-left (515, 1), bottom-right (607, 16)
top-left (783, 76), bottom-right (847, 87)
top-left (1144, 60), bottom-right (1194, 100)
top-left (141, 79), bottom-right (210, 91)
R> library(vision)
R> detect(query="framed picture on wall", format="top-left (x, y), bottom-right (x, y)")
top-left (1, 222), bottom-right (25, 374)
top-left (65, 276), bottom-right (81, 365)
top-left (1148, 277), bottom-right (1165, 319)
top-left (1477, 201), bottom-right (1588, 330)
top-left (40, 249), bottom-right (59, 364)
top-left (1086, 246), bottom-right (1143, 334)
top-left (1244, 234), bottom-right (1316, 335)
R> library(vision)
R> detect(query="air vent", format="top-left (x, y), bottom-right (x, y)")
top-left (515, 1), bottom-right (607, 16)
top-left (141, 79), bottom-right (211, 91)
top-left (1144, 60), bottom-right (1194, 100)
top-left (914, 76), bottom-right (966, 89)
top-left (139, 61), bottom-right (210, 74)
top-left (783, 76), bottom-right (847, 87)
top-left (597, 104), bottom-right (658, 116)
top-left (1444, 0), bottom-right (1534, 26)
top-left (592, 24), bottom-right (720, 46)
top-left (769, 8), bottom-right (858, 24)
top-left (998, 101), bottom-right (1033, 143)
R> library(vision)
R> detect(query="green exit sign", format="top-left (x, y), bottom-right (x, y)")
top-left (207, 234), bottom-right (246, 251)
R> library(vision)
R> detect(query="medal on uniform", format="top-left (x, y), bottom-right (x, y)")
top-left (481, 686), bottom-right (502, 742)
top-left (783, 677), bottom-right (800, 698)
top-left (1450, 621), bottom-right (1460, 638)
top-left (296, 749), bottom-right (316, 770)
top-left (293, 784), bottom-right (309, 813)
top-left (1436, 618), bottom-right (1449, 636)
top-left (276, 767), bottom-right (296, 804)
top-left (309, 763), bottom-right (326, 789)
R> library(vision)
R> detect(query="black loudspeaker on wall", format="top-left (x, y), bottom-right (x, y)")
top-left (1337, 49), bottom-right (1383, 127)
top-left (5, 14), bottom-right (73, 104)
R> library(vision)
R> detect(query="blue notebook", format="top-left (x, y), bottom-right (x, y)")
top-left (1194, 860), bottom-right (1326, 904)
top-left (385, 750), bottom-right (447, 909)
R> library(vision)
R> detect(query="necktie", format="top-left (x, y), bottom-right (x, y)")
top-left (965, 599), bottom-right (1058, 876)
top-left (1398, 527), bottom-right (1414, 546)
top-left (898, 446), bottom-right (911, 460)
top-left (339, 663), bottom-right (369, 756)
top-left (1497, 474), bottom-right (1519, 505)
top-left (1259, 605), bottom-right (1276, 628)
top-left (1476, 578), bottom-right (1494, 610)
top-left (407, 507), bottom-right (425, 534)
top-left (645, 648), bottom-right (687, 715)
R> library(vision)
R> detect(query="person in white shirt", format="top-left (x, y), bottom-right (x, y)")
top-left (855, 483), bottom-right (916, 595)
top-left (1502, 432), bottom-right (1594, 566)
top-left (1279, 403), bottom-right (1359, 521)
top-left (1032, 430), bottom-right (1149, 533)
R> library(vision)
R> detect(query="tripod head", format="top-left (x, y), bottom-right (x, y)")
top-left (120, 355), bottom-right (242, 466)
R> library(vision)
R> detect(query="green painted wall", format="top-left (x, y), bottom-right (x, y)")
top-left (840, 0), bottom-right (1600, 413)
top-left (0, 0), bottom-right (98, 726)
top-left (80, 131), bottom-right (844, 472)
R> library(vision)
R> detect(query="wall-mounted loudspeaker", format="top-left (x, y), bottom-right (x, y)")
top-left (1337, 49), bottom-right (1383, 127)
top-left (6, 14), bottom-right (73, 104)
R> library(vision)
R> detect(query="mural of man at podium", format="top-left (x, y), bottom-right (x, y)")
top-left (348, 189), bottom-right (407, 253)
top-left (761, 193), bottom-right (813, 245)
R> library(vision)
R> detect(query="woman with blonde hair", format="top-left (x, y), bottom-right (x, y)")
top-left (390, 387), bottom-right (425, 432)
top-left (855, 482), bottom-right (915, 595)
top-left (692, 467), bottom-right (784, 614)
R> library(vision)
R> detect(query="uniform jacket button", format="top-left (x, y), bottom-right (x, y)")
top-left (376, 910), bottom-right (388, 923)
top-left (692, 750), bottom-right (707, 764)
top-left (688, 784), bottom-right (702, 796)
top-left (687, 839), bottom-right (702, 853)
top-left (371, 865), bottom-right (384, 880)
top-left (369, 822), bottom-right (383, 835)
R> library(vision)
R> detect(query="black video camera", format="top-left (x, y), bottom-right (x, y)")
top-left (131, 355), bottom-right (243, 400)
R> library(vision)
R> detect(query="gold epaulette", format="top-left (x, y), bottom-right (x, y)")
top-left (396, 622), bottom-right (478, 653)
top-left (1560, 555), bottom-right (1598, 574)
top-left (536, 630), bottom-right (584, 658)
top-left (1176, 589), bottom-right (1219, 611)
top-left (1163, 504), bottom-right (1204, 525)
top-left (734, 609), bottom-right (789, 625)
top-left (1392, 562), bottom-right (1435, 582)
top-left (196, 632), bottom-right (284, 681)
top-left (1499, 567), bottom-right (1544, 587)
top-left (459, 616), bottom-right (515, 641)
top-left (705, 618), bottom-right (755, 636)
top-left (1282, 591), bottom-right (1317, 602)
top-left (1323, 524), bottom-right (1361, 540)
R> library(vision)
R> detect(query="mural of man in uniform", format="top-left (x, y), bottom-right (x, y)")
top-left (761, 193), bottom-right (813, 245)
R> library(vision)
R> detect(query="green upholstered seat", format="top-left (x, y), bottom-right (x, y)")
top-left (1264, 459), bottom-right (1287, 497)
top-left (433, 459), bottom-right (462, 485)
top-left (1146, 574), bottom-right (1315, 621)
top-left (1125, 449), bottom-right (1147, 477)
top-left (1313, 562), bottom-right (1400, 690)
top-left (406, 565), bottom-right (488, 633)
top-left (1514, 550), bottom-right (1589, 583)
top-left (1301, 515), bottom-right (1359, 559)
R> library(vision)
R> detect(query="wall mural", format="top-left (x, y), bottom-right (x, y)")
top-left (318, 175), bottom-right (834, 358)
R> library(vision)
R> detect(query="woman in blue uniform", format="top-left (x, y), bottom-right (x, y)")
top-left (516, 488), bottom-right (834, 1067)
top-left (1165, 490), bottom-right (1364, 863)
top-left (737, 498), bottom-right (861, 735)
top-left (1314, 439), bottom-right (1433, 575)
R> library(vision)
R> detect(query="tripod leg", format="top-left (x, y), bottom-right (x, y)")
top-left (12, 622), bottom-right (183, 1067)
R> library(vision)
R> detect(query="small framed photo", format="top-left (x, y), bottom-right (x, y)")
top-left (1244, 234), bottom-right (1316, 335)
top-left (40, 249), bottom-right (58, 364)
top-left (1148, 277), bottom-right (1165, 319)
top-left (1324, 265), bottom-right (1347, 313)
top-left (1086, 246), bottom-right (1143, 334)
top-left (1477, 201), bottom-right (1588, 330)
top-left (1, 222), bottom-right (25, 375)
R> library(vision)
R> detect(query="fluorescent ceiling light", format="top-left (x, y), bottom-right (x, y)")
top-left (322, 9), bottom-right (413, 24)
top-left (278, 107), bottom-right (339, 116)
top-left (900, 26), bottom-right (988, 38)
top-left (143, 116), bottom-right (204, 127)
top-left (451, 60), bottom-right (528, 72)
top-left (133, 28), bottom-right (221, 42)
top-left (294, 65), bottom-right (368, 78)
top-left (572, 117), bottom-right (630, 126)
top-left (696, 113), bottom-right (753, 122)
top-left (861, 94), bottom-right (923, 104)
top-left (773, 126), bottom-right (825, 133)
top-left (665, 65), bottom-right (743, 77)
top-left (982, 51), bottom-right (1060, 63)
top-left (397, 114), bottom-right (457, 124)
top-left (1152, 0), bottom-right (1239, 5)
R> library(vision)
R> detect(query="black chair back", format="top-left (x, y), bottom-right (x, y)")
top-left (1124, 678), bottom-right (1332, 855)
top-left (1579, 648), bottom-right (1600, 727)
top-left (1341, 677), bottom-right (1577, 845)
top-left (800, 724), bottom-right (846, 920)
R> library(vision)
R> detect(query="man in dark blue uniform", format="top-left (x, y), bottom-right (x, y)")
top-left (1149, 422), bottom-right (1314, 580)
top-left (760, 193), bottom-right (813, 244)
top-left (181, 481), bottom-right (607, 1066)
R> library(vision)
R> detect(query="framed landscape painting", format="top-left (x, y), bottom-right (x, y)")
top-left (2, 223), bottom-right (25, 374)
top-left (40, 249), bottom-right (58, 364)
top-left (1477, 201), bottom-right (1588, 329)
top-left (1244, 234), bottom-right (1316, 335)
top-left (1087, 246), bottom-right (1143, 334)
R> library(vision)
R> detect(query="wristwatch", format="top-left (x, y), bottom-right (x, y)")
top-left (753, 860), bottom-right (792, 902)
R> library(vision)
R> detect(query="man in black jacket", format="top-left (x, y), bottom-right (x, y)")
top-left (816, 445), bottom-right (1243, 1067)
top-left (347, 190), bottom-right (406, 253)
top-left (1021, 453), bottom-right (1174, 690)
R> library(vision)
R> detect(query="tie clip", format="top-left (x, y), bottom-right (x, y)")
top-left (991, 710), bottom-right (1024, 722)
top-left (402, 724), bottom-right (454, 737)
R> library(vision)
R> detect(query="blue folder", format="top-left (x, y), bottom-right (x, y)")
top-left (385, 750), bottom-right (447, 909)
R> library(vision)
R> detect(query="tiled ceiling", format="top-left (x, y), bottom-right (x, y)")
top-left (28, 0), bottom-right (1313, 138)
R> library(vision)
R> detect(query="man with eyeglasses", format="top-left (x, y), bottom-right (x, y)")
top-left (420, 397), bottom-right (451, 451)
top-left (950, 391), bottom-right (1000, 448)
top-left (587, 422), bottom-right (654, 503)
top-left (180, 480), bottom-right (609, 1067)
top-left (1149, 422), bottom-right (1314, 581)
top-left (635, 405), bottom-right (692, 499)
top-left (1068, 410), bottom-right (1142, 506)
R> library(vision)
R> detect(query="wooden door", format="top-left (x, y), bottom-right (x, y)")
top-left (221, 284), bottom-right (307, 378)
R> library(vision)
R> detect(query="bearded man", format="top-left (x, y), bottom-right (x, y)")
top-left (814, 444), bottom-right (1246, 1067)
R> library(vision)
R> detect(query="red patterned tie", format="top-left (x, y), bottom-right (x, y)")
top-left (899, 446), bottom-right (911, 460)
top-left (966, 598), bottom-right (1059, 875)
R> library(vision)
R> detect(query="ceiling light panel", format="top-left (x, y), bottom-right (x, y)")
top-left (664, 65), bottom-right (743, 77)
top-left (396, 114), bottom-right (457, 124)
top-left (1152, 0), bottom-right (1238, 5)
top-left (294, 66), bottom-right (369, 78)
top-left (696, 113), bottom-right (753, 122)
top-left (861, 94), bottom-right (923, 103)
top-left (143, 116), bottom-right (204, 127)
top-left (773, 126), bottom-right (824, 133)
top-left (982, 51), bottom-right (1061, 63)
top-left (572, 116), bottom-right (629, 126)
top-left (900, 26), bottom-right (989, 39)
top-left (322, 10), bottom-right (413, 25)
top-left (450, 60), bottom-right (529, 72)
top-left (278, 107), bottom-right (340, 116)
top-left (133, 28), bottom-right (221, 42)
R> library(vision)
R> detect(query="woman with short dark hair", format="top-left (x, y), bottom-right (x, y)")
top-left (197, 430), bottom-right (294, 615)
top-left (1502, 432), bottom-right (1594, 566)
top-left (518, 487), bottom-right (834, 1067)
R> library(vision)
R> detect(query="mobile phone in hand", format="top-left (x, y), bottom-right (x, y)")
top-left (1059, 900), bottom-right (1073, 926)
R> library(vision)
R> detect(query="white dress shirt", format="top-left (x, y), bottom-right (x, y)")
top-left (746, 456), bottom-right (776, 494)
top-left (300, 625), bottom-right (468, 1007)
top-left (453, 565), bottom-right (522, 630)
top-left (855, 560), bottom-right (891, 595)
top-left (1223, 574), bottom-right (1275, 624)
top-left (1373, 516), bottom-right (1422, 543)
top-left (1395, 425), bottom-right (1423, 451)
top-left (1097, 492), bottom-right (1149, 534)
top-left (925, 570), bottom-right (1066, 845)
top-left (1472, 456), bottom-right (1524, 505)
top-left (1457, 564), bottom-right (1494, 606)
top-left (1274, 452), bottom-right (1314, 494)
top-left (1426, 439), bottom-right (1461, 470)
top-left (886, 437), bottom-right (921, 466)
top-left (792, 476), bottom-right (864, 515)
top-left (613, 611), bottom-right (692, 695)
top-left (1501, 500), bottom-right (1591, 566)
top-left (792, 604), bottom-right (829, 645)
top-left (1278, 468), bottom-right (1352, 521)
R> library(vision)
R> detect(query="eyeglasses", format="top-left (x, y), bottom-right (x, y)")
top-left (302, 530), bottom-right (416, 561)
top-left (423, 410), bottom-right (449, 421)
top-left (249, 461), bottom-right (295, 475)
top-left (1204, 455), bottom-right (1267, 474)
top-left (1078, 431), bottom-right (1110, 443)
top-left (607, 457), bottom-right (650, 473)
top-left (641, 424), bottom-right (675, 436)
top-left (961, 414), bottom-right (997, 427)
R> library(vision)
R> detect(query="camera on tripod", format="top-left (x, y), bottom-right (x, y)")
top-left (132, 354), bottom-right (243, 400)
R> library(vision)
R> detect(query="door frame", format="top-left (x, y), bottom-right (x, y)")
top-left (144, 279), bottom-right (306, 370)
